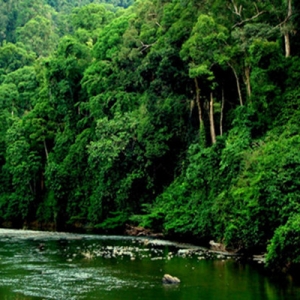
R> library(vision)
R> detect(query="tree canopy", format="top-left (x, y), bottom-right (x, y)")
top-left (0, 0), bottom-right (300, 272)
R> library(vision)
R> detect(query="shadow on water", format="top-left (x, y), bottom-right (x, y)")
top-left (0, 229), bottom-right (299, 300)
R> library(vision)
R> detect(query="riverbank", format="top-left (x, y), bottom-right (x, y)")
top-left (0, 230), bottom-right (296, 300)
top-left (0, 227), bottom-right (266, 265)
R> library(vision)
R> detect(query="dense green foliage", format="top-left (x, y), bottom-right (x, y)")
top-left (0, 0), bottom-right (300, 271)
top-left (266, 214), bottom-right (300, 272)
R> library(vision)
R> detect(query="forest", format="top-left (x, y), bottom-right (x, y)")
top-left (0, 0), bottom-right (300, 271)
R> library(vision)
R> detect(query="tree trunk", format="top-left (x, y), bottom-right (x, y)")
top-left (284, 0), bottom-right (292, 57)
top-left (194, 77), bottom-right (203, 126)
top-left (220, 87), bottom-right (225, 136)
top-left (194, 78), bottom-right (206, 147)
top-left (209, 92), bottom-right (216, 144)
top-left (288, 0), bottom-right (292, 16)
top-left (284, 32), bottom-right (290, 57)
top-left (244, 65), bottom-right (251, 98)
top-left (228, 62), bottom-right (243, 106)
top-left (43, 140), bottom-right (49, 160)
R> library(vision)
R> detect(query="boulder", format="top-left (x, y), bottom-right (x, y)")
top-left (124, 224), bottom-right (164, 237)
top-left (162, 274), bottom-right (180, 284)
top-left (209, 240), bottom-right (226, 252)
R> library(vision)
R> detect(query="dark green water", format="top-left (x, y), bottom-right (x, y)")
top-left (0, 230), bottom-right (299, 300)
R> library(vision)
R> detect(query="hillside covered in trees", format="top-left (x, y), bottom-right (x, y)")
top-left (0, 0), bottom-right (300, 271)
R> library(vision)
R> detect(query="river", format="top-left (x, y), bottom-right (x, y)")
top-left (0, 229), bottom-right (299, 300)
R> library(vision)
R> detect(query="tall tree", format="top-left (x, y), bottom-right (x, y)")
top-left (181, 14), bottom-right (229, 144)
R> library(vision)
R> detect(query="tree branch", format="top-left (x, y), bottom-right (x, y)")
top-left (139, 41), bottom-right (155, 53)
top-left (229, 0), bottom-right (242, 17)
top-left (275, 14), bottom-right (294, 29)
top-left (232, 10), bottom-right (265, 28)
top-left (253, 3), bottom-right (259, 14)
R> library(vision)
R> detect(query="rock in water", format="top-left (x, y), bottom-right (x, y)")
top-left (209, 240), bottom-right (226, 251)
top-left (162, 274), bottom-right (180, 284)
top-left (38, 243), bottom-right (45, 251)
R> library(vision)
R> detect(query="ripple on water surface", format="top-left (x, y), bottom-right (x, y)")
top-left (0, 229), bottom-right (300, 300)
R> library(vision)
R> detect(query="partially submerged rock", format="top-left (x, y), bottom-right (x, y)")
top-left (125, 224), bottom-right (163, 237)
top-left (162, 274), bottom-right (180, 284)
top-left (209, 240), bottom-right (226, 252)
